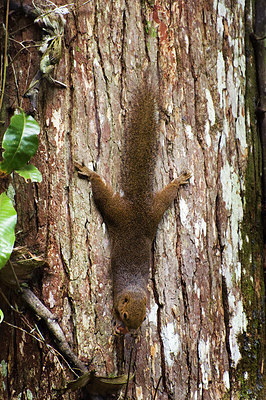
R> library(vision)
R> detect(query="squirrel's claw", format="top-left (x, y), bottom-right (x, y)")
top-left (74, 160), bottom-right (94, 179)
top-left (113, 320), bottom-right (129, 335)
top-left (176, 171), bottom-right (192, 185)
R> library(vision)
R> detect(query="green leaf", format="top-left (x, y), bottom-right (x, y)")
top-left (0, 111), bottom-right (40, 174)
top-left (65, 371), bottom-right (134, 394)
top-left (16, 164), bottom-right (42, 182)
top-left (0, 192), bottom-right (17, 270)
top-left (0, 309), bottom-right (4, 323)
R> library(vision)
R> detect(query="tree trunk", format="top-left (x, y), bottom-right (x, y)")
top-left (0, 1), bottom-right (264, 399)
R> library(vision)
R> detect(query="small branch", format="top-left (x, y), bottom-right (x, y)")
top-left (20, 287), bottom-right (88, 374)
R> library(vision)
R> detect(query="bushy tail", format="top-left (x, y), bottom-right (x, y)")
top-left (121, 84), bottom-right (158, 204)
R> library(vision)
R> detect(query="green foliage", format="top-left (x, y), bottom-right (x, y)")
top-left (0, 309), bottom-right (4, 323)
top-left (0, 111), bottom-right (42, 182)
top-left (16, 164), bottom-right (42, 183)
top-left (0, 110), bottom-right (42, 273)
top-left (0, 192), bottom-right (17, 270)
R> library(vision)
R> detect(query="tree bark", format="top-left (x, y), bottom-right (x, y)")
top-left (0, 1), bottom-right (264, 399)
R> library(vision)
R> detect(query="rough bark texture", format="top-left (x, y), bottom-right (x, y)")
top-left (0, 1), bottom-right (264, 399)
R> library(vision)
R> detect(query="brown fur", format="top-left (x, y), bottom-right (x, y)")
top-left (75, 83), bottom-right (191, 330)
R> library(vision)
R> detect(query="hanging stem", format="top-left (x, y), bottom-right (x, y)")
top-left (153, 375), bottom-right (162, 400)
top-left (0, 0), bottom-right (10, 112)
top-left (123, 344), bottom-right (134, 399)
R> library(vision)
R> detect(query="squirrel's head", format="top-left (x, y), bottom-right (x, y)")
top-left (116, 287), bottom-right (147, 331)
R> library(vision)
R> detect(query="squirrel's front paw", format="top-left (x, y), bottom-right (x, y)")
top-left (113, 320), bottom-right (129, 335)
top-left (177, 171), bottom-right (192, 185)
top-left (74, 161), bottom-right (94, 179)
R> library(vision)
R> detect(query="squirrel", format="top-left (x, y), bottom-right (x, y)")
top-left (74, 82), bottom-right (191, 331)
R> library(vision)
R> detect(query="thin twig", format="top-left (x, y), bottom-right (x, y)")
top-left (4, 320), bottom-right (45, 343)
top-left (11, 22), bottom-right (36, 37)
top-left (33, 323), bottom-right (79, 376)
top-left (0, 286), bottom-right (22, 313)
top-left (123, 344), bottom-right (134, 400)
top-left (37, 0), bottom-right (93, 18)
top-left (9, 40), bottom-right (39, 66)
top-left (0, 0), bottom-right (9, 111)
top-left (10, 55), bottom-right (20, 106)
top-left (3, 319), bottom-right (79, 376)
top-left (153, 376), bottom-right (162, 400)
top-left (9, 260), bottom-right (21, 289)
